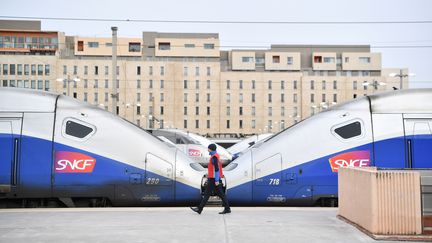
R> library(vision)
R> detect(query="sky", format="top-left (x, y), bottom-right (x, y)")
top-left (2, 0), bottom-right (432, 88)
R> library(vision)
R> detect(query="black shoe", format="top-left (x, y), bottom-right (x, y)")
top-left (190, 207), bottom-right (202, 214)
top-left (219, 208), bottom-right (231, 214)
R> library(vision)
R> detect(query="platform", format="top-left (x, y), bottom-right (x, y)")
top-left (0, 207), bottom-right (420, 243)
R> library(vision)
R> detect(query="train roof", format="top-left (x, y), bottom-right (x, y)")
top-left (369, 88), bottom-right (432, 113)
top-left (0, 87), bottom-right (59, 112)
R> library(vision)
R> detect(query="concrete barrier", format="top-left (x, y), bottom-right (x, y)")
top-left (338, 167), bottom-right (422, 235)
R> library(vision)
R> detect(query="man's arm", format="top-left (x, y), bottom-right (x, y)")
top-left (212, 156), bottom-right (220, 182)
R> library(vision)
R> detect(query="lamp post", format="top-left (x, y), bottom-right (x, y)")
top-left (389, 70), bottom-right (415, 89)
top-left (56, 74), bottom-right (80, 97)
top-left (362, 80), bottom-right (387, 92)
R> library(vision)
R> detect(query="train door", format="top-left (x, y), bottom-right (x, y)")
top-left (253, 154), bottom-right (284, 204)
top-left (0, 115), bottom-right (22, 194)
top-left (144, 153), bottom-right (174, 202)
top-left (404, 118), bottom-right (432, 168)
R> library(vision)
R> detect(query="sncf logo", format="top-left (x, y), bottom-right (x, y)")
top-left (188, 149), bottom-right (202, 157)
top-left (55, 151), bottom-right (96, 173)
top-left (328, 150), bottom-right (371, 173)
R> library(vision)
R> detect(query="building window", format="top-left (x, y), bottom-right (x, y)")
top-left (195, 80), bottom-right (199, 89)
top-left (252, 93), bottom-right (255, 103)
top-left (239, 93), bottom-right (243, 103)
top-left (226, 80), bottom-right (230, 89)
top-left (204, 43), bottom-right (214, 49)
top-left (184, 93), bottom-right (188, 102)
top-left (160, 106), bottom-right (164, 115)
top-left (314, 56), bottom-right (322, 63)
top-left (207, 67), bottom-right (211, 76)
top-left (137, 66), bottom-right (141, 75)
top-left (77, 41), bottom-right (84, 51)
top-left (281, 94), bottom-right (285, 103)
top-left (207, 120), bottom-right (210, 129)
top-left (24, 64), bottom-right (29, 75)
top-left (311, 94), bottom-right (315, 103)
top-left (94, 92), bottom-right (98, 103)
top-left (160, 80), bottom-right (164, 89)
top-left (252, 120), bottom-right (256, 129)
top-left (353, 80), bottom-right (358, 90)
top-left (84, 65), bottom-right (88, 75)
top-left (207, 107), bottom-right (210, 115)
top-left (239, 107), bottom-right (243, 116)
top-left (226, 93), bottom-right (231, 103)
top-left (94, 66), bottom-right (99, 75)
top-left (268, 94), bottom-right (272, 103)
top-left (322, 93), bottom-right (326, 102)
top-left (226, 106), bottom-right (230, 116)
top-left (281, 107), bottom-right (285, 117)
top-left (184, 107), bottom-right (188, 115)
top-left (268, 80), bottom-right (272, 90)
top-left (149, 79), bottom-right (153, 89)
top-left (207, 80), bottom-right (211, 89)
top-left (160, 66), bottom-right (164, 76)
top-left (252, 107), bottom-right (256, 116)
top-left (322, 80), bottom-right (326, 90)
top-left (184, 44), bottom-right (195, 48)
top-left (239, 80), bottom-right (243, 89)
top-left (268, 107), bottom-right (272, 116)
top-left (183, 66), bottom-right (188, 76)
top-left (333, 94), bottom-right (338, 103)
top-left (184, 120), bottom-right (187, 129)
top-left (137, 79), bottom-right (141, 89)
top-left (129, 42), bottom-right (141, 52)
top-left (272, 55), bottom-right (280, 63)
top-left (160, 93), bottom-right (164, 102)
top-left (226, 120), bottom-right (230, 129)
top-left (311, 80), bottom-right (315, 90)
top-left (333, 80), bottom-right (337, 90)
top-left (195, 107), bottom-right (199, 115)
top-left (324, 57), bottom-right (335, 63)
top-left (184, 80), bottom-right (188, 89)
top-left (44, 80), bottom-right (49, 91)
top-left (88, 42), bottom-right (99, 48)
top-left (287, 57), bottom-right (293, 65)
top-left (293, 80), bottom-right (297, 90)
top-left (359, 57), bottom-right (371, 63)
top-left (252, 80), bottom-right (256, 89)
top-left (158, 42), bottom-right (170, 50)
top-left (239, 120), bottom-right (243, 129)
top-left (104, 66), bottom-right (108, 75)
top-left (195, 67), bottom-right (199, 76)
top-left (293, 93), bottom-right (298, 103)
top-left (62, 65), bottom-right (66, 75)
top-left (345, 57), bottom-right (349, 63)
top-left (84, 79), bottom-right (88, 88)
top-left (149, 66), bottom-right (153, 75)
top-left (73, 65), bottom-right (77, 75)
top-left (206, 93), bottom-right (210, 102)
top-left (281, 80), bottom-right (285, 89)
top-left (195, 93), bottom-right (199, 102)
top-left (94, 79), bottom-right (98, 88)
top-left (242, 57), bottom-right (254, 63)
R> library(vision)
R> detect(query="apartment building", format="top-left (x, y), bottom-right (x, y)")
top-left (0, 20), bottom-right (408, 137)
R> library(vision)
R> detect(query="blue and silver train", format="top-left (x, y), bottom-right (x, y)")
top-left (1, 88), bottom-right (431, 207)
top-left (0, 88), bottom-right (205, 207)
top-left (224, 88), bottom-right (432, 206)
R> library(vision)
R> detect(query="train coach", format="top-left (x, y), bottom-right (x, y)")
top-left (0, 88), bottom-right (205, 207)
top-left (224, 89), bottom-right (432, 206)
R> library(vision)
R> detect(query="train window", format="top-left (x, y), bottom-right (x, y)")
top-left (333, 121), bottom-right (362, 139)
top-left (62, 118), bottom-right (96, 141)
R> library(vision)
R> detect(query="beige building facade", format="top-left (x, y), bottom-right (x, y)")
top-left (0, 20), bottom-right (409, 137)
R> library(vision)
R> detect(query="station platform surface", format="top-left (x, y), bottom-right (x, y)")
top-left (0, 207), bottom-right (419, 243)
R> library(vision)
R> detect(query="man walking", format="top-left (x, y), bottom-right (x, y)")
top-left (190, 144), bottom-right (231, 214)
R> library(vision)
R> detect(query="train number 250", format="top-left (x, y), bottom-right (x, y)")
top-left (146, 178), bottom-right (160, 185)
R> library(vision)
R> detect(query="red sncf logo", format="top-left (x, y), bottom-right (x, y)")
top-left (188, 149), bottom-right (202, 157)
top-left (328, 150), bottom-right (371, 173)
top-left (55, 151), bottom-right (96, 173)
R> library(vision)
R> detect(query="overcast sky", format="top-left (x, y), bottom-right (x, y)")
top-left (2, 0), bottom-right (432, 88)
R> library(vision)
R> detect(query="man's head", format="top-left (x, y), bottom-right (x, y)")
top-left (208, 143), bottom-right (217, 152)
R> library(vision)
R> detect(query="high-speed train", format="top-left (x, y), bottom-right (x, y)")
top-left (227, 133), bottom-right (273, 158)
top-left (0, 88), bottom-right (205, 207)
top-left (224, 89), bottom-right (432, 206)
top-left (146, 129), bottom-right (233, 166)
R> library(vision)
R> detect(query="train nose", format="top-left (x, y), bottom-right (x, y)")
top-left (200, 174), bottom-right (227, 195)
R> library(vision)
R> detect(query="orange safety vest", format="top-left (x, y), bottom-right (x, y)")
top-left (207, 153), bottom-right (223, 179)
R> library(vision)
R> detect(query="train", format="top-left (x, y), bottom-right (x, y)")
top-left (227, 133), bottom-right (273, 158)
top-left (0, 88), bottom-right (205, 207)
top-left (224, 88), bottom-right (432, 206)
top-left (146, 129), bottom-right (233, 166)
top-left (1, 88), bottom-right (431, 207)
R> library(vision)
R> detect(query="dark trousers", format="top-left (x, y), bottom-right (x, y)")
top-left (198, 178), bottom-right (230, 210)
